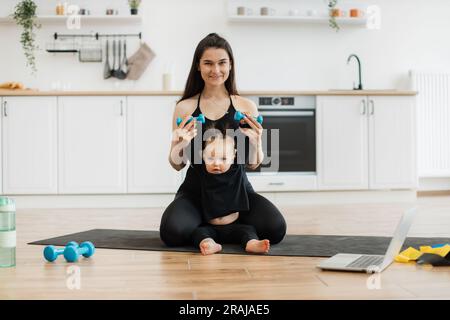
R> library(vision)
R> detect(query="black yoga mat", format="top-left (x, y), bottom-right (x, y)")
top-left (28, 229), bottom-right (450, 257)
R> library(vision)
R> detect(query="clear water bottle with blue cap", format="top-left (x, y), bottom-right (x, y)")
top-left (0, 197), bottom-right (16, 267)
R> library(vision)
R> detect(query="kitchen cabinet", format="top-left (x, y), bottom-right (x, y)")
top-left (127, 96), bottom-right (182, 193)
top-left (2, 97), bottom-right (58, 194)
top-left (0, 92), bottom-right (417, 200)
top-left (58, 96), bottom-right (126, 193)
top-left (316, 95), bottom-right (416, 190)
top-left (0, 98), bottom-right (2, 195)
top-left (368, 96), bottom-right (417, 189)
top-left (316, 96), bottom-right (369, 190)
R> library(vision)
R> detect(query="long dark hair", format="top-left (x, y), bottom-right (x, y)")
top-left (179, 33), bottom-right (238, 103)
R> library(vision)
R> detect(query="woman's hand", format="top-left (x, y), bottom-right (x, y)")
top-left (238, 111), bottom-right (263, 145)
top-left (172, 115), bottom-right (198, 148)
top-left (239, 111), bottom-right (264, 169)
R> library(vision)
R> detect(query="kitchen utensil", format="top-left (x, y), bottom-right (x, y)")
top-left (122, 39), bottom-right (129, 70)
top-left (117, 38), bottom-right (129, 78)
top-left (115, 39), bottom-right (127, 80)
top-left (79, 48), bottom-right (102, 62)
top-left (46, 38), bottom-right (78, 53)
top-left (111, 39), bottom-right (117, 78)
top-left (104, 39), bottom-right (112, 79)
top-left (78, 39), bottom-right (102, 63)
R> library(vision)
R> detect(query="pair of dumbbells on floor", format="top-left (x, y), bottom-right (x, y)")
top-left (43, 241), bottom-right (95, 263)
top-left (176, 112), bottom-right (263, 127)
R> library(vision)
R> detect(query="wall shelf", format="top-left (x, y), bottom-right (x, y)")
top-left (228, 15), bottom-right (367, 26)
top-left (0, 15), bottom-right (142, 24)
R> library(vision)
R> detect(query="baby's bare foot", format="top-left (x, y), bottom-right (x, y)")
top-left (199, 238), bottom-right (222, 255)
top-left (245, 239), bottom-right (270, 254)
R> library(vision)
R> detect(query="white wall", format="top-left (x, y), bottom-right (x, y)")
top-left (0, 0), bottom-right (449, 92)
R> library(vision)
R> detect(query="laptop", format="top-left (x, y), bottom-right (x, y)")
top-left (317, 207), bottom-right (417, 273)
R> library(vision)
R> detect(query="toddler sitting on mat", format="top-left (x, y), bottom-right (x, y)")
top-left (191, 124), bottom-right (270, 255)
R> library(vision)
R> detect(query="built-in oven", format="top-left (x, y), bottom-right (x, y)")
top-left (245, 96), bottom-right (317, 191)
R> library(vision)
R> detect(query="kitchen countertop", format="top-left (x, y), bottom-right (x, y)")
top-left (0, 89), bottom-right (418, 96)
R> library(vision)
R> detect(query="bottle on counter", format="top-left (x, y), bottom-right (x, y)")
top-left (0, 197), bottom-right (16, 268)
top-left (163, 73), bottom-right (173, 91)
top-left (163, 62), bottom-right (175, 91)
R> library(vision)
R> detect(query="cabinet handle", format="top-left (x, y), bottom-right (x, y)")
top-left (369, 100), bottom-right (375, 115)
top-left (360, 99), bottom-right (366, 115)
top-left (268, 182), bottom-right (285, 186)
top-left (120, 100), bottom-right (124, 116)
top-left (3, 100), bottom-right (7, 117)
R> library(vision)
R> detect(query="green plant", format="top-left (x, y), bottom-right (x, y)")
top-left (128, 0), bottom-right (141, 9)
top-left (12, 0), bottom-right (41, 74)
top-left (328, 0), bottom-right (340, 32)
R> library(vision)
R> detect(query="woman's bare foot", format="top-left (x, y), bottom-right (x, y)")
top-left (245, 239), bottom-right (270, 254)
top-left (199, 238), bottom-right (222, 255)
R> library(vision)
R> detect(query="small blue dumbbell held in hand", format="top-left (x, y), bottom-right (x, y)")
top-left (176, 114), bottom-right (206, 127)
top-left (64, 241), bottom-right (96, 263)
top-left (43, 241), bottom-right (79, 262)
top-left (234, 111), bottom-right (263, 125)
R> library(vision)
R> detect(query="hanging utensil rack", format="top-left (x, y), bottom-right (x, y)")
top-left (53, 32), bottom-right (142, 40)
top-left (46, 32), bottom-right (142, 53)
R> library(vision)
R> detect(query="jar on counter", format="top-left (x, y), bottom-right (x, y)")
top-left (56, 2), bottom-right (65, 15)
top-left (330, 8), bottom-right (342, 17)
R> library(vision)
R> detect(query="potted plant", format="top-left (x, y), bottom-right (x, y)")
top-left (12, 0), bottom-right (41, 74)
top-left (327, 0), bottom-right (340, 31)
top-left (128, 0), bottom-right (141, 15)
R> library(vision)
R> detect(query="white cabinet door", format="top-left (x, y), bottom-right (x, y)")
top-left (317, 96), bottom-right (369, 190)
top-left (127, 96), bottom-right (182, 193)
top-left (58, 96), bottom-right (126, 194)
top-left (368, 96), bottom-right (417, 189)
top-left (2, 97), bottom-right (57, 194)
top-left (0, 98), bottom-right (2, 195)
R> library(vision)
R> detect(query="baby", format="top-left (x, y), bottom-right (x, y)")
top-left (191, 126), bottom-right (270, 255)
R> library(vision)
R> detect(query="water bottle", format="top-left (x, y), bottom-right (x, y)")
top-left (0, 197), bottom-right (16, 267)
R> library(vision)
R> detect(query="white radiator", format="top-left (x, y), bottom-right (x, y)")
top-left (410, 71), bottom-right (450, 177)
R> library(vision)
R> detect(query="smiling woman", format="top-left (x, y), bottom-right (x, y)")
top-left (159, 33), bottom-right (287, 251)
top-left (179, 33), bottom-right (237, 104)
top-left (199, 55), bottom-right (231, 81)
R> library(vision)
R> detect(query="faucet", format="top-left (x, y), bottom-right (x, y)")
top-left (347, 54), bottom-right (363, 90)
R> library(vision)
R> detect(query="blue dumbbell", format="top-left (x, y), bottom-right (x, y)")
top-left (176, 114), bottom-right (205, 127)
top-left (234, 111), bottom-right (263, 125)
top-left (63, 241), bottom-right (95, 263)
top-left (43, 241), bottom-right (79, 262)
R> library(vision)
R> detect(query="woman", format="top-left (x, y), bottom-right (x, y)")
top-left (159, 33), bottom-right (286, 248)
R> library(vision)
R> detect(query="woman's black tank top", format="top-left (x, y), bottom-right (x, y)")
top-left (176, 92), bottom-right (255, 219)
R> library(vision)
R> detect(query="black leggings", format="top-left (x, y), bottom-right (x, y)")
top-left (192, 222), bottom-right (259, 249)
top-left (160, 192), bottom-right (286, 247)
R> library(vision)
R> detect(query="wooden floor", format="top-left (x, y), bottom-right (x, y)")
top-left (1, 195), bottom-right (450, 300)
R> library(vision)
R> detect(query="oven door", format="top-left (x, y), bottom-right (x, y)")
top-left (248, 109), bottom-right (316, 173)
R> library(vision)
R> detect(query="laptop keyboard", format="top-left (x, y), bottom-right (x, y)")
top-left (346, 255), bottom-right (384, 269)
